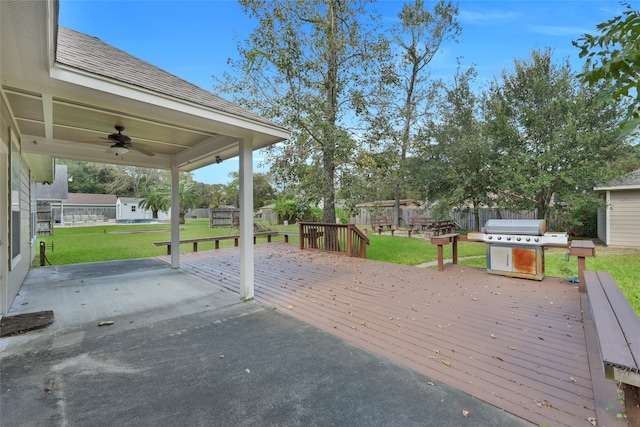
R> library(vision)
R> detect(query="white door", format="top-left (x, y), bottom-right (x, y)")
top-left (489, 245), bottom-right (512, 272)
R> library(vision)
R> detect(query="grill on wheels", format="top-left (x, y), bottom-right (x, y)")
top-left (467, 219), bottom-right (568, 280)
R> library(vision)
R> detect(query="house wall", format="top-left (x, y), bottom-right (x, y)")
top-left (1, 95), bottom-right (35, 316)
top-left (607, 190), bottom-right (640, 248)
top-left (596, 193), bottom-right (608, 245)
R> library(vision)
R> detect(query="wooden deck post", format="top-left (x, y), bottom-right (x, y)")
top-left (569, 240), bottom-right (595, 292)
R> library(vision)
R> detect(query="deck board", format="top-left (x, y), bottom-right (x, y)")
top-left (160, 244), bottom-right (596, 427)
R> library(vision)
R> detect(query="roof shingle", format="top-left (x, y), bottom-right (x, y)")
top-left (56, 26), bottom-right (283, 130)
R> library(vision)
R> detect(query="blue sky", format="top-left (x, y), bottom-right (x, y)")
top-left (59, 0), bottom-right (627, 184)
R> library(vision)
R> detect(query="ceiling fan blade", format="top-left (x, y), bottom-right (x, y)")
top-left (131, 145), bottom-right (156, 157)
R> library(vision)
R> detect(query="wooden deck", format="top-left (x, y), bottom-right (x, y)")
top-left (160, 244), bottom-right (601, 427)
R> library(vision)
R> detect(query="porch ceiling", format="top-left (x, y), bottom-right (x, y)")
top-left (1, 0), bottom-right (288, 173)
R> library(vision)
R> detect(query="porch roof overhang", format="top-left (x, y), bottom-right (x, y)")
top-left (1, 0), bottom-right (289, 179)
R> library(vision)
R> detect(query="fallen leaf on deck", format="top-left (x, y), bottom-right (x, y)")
top-left (441, 360), bottom-right (451, 367)
top-left (98, 321), bottom-right (114, 326)
top-left (462, 410), bottom-right (470, 417)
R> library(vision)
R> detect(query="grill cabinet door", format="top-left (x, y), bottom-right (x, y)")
top-left (489, 246), bottom-right (512, 272)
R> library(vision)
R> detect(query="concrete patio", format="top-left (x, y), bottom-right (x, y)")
top-left (1, 257), bottom-right (533, 427)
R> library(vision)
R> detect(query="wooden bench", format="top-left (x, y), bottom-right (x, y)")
top-left (154, 232), bottom-right (296, 255)
top-left (430, 220), bottom-right (457, 236)
top-left (409, 217), bottom-right (433, 231)
top-left (584, 271), bottom-right (640, 425)
top-left (430, 233), bottom-right (460, 271)
top-left (370, 218), bottom-right (392, 235)
top-left (390, 226), bottom-right (412, 238)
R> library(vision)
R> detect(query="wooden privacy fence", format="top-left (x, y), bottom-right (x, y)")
top-left (298, 222), bottom-right (369, 258)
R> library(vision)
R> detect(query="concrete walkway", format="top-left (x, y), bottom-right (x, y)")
top-left (1, 259), bottom-right (533, 426)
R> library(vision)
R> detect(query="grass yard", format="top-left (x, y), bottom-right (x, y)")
top-left (35, 220), bottom-right (639, 314)
top-left (36, 219), bottom-right (296, 265)
top-left (460, 247), bottom-right (640, 315)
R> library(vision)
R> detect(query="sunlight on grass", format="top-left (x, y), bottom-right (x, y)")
top-left (35, 221), bottom-right (638, 314)
top-left (459, 250), bottom-right (639, 314)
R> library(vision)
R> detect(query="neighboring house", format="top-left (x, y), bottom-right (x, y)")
top-left (54, 193), bottom-right (118, 224)
top-left (353, 199), bottom-right (423, 226)
top-left (35, 164), bottom-right (70, 234)
top-left (116, 197), bottom-right (170, 222)
top-left (259, 204), bottom-right (278, 224)
top-left (594, 169), bottom-right (640, 248)
top-left (0, 0), bottom-right (289, 315)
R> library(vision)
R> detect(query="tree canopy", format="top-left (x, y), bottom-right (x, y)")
top-left (574, 3), bottom-right (640, 135)
top-left (218, 0), bottom-right (391, 223)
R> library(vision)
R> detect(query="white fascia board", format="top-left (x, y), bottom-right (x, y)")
top-left (594, 185), bottom-right (640, 191)
top-left (50, 65), bottom-right (290, 140)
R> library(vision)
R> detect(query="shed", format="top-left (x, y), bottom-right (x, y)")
top-left (116, 197), bottom-right (170, 222)
top-left (594, 169), bottom-right (640, 248)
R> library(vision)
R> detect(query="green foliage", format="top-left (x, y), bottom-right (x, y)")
top-left (413, 64), bottom-right (489, 230)
top-left (273, 198), bottom-right (298, 223)
top-left (364, 0), bottom-right (461, 223)
top-left (219, 0), bottom-right (391, 223)
top-left (224, 172), bottom-right (278, 210)
top-left (574, 3), bottom-right (640, 135)
top-left (58, 159), bottom-right (118, 194)
top-left (336, 207), bottom-right (351, 224)
top-left (138, 186), bottom-right (170, 219)
top-left (137, 180), bottom-right (201, 221)
top-left (484, 48), bottom-right (630, 222)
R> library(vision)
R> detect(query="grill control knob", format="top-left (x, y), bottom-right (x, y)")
top-left (497, 236), bottom-right (502, 240)
top-left (488, 235), bottom-right (493, 240)
top-left (507, 236), bottom-right (511, 241)
top-left (516, 237), bottom-right (521, 241)
top-left (526, 237), bottom-right (531, 242)
top-left (534, 237), bottom-right (540, 243)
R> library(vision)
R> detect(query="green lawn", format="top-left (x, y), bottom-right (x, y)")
top-left (36, 220), bottom-right (639, 314)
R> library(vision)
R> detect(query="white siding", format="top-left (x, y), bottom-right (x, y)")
top-left (608, 190), bottom-right (640, 248)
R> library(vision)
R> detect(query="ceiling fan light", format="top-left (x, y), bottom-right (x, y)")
top-left (111, 145), bottom-right (129, 156)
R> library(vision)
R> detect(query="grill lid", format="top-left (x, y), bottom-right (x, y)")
top-left (484, 219), bottom-right (546, 236)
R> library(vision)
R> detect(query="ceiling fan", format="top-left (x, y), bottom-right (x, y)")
top-left (105, 125), bottom-right (155, 157)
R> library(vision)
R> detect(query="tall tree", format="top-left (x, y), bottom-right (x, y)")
top-left (372, 0), bottom-right (460, 225)
top-left (412, 65), bottom-right (491, 230)
top-left (484, 49), bottom-right (629, 225)
top-left (574, 3), bottom-right (640, 135)
top-left (218, 0), bottom-right (390, 223)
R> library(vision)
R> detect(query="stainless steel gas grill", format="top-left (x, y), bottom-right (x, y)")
top-left (467, 219), bottom-right (568, 280)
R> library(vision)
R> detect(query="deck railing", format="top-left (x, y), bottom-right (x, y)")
top-left (298, 222), bottom-right (369, 258)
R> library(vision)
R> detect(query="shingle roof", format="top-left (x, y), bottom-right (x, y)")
top-left (36, 165), bottom-right (69, 200)
top-left (610, 169), bottom-right (640, 186)
top-left (66, 193), bottom-right (117, 205)
top-left (56, 26), bottom-right (282, 129)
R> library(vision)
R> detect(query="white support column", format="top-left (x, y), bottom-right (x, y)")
top-left (170, 165), bottom-right (180, 269)
top-left (239, 136), bottom-right (254, 301)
